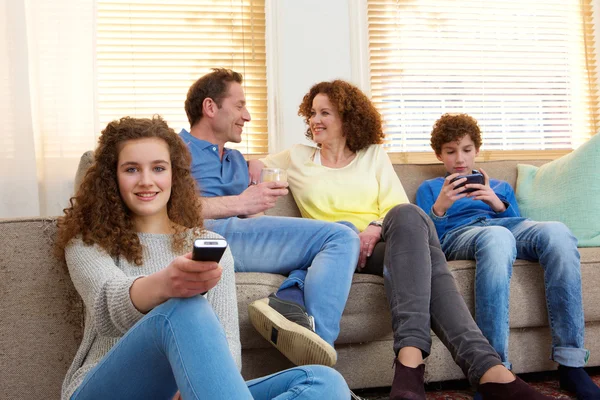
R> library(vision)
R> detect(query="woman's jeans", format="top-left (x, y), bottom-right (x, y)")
top-left (71, 296), bottom-right (349, 400)
top-left (206, 216), bottom-right (359, 346)
top-left (355, 204), bottom-right (503, 387)
top-left (441, 217), bottom-right (588, 370)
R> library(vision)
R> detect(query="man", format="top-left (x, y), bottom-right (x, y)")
top-left (179, 68), bottom-right (360, 367)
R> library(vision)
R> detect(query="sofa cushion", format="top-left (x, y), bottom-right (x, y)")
top-left (516, 133), bottom-right (600, 247)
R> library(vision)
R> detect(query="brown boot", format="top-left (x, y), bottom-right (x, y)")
top-left (479, 375), bottom-right (553, 399)
top-left (389, 359), bottom-right (426, 400)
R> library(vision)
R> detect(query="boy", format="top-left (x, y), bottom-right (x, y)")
top-left (416, 113), bottom-right (599, 400)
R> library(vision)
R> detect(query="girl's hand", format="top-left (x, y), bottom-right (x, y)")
top-left (464, 168), bottom-right (506, 212)
top-left (358, 225), bottom-right (381, 270)
top-left (157, 252), bottom-right (223, 299)
top-left (432, 173), bottom-right (469, 216)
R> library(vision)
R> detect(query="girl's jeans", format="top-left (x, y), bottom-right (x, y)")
top-left (71, 296), bottom-right (349, 399)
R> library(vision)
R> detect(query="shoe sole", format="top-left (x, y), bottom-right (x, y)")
top-left (248, 298), bottom-right (337, 367)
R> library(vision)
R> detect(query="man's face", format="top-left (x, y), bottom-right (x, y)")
top-left (213, 82), bottom-right (251, 143)
top-left (436, 134), bottom-right (480, 175)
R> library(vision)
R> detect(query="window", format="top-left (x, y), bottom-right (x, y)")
top-left (97, 0), bottom-right (268, 153)
top-left (367, 0), bottom-right (598, 155)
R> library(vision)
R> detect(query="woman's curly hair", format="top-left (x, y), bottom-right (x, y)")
top-left (430, 113), bottom-right (482, 155)
top-left (298, 80), bottom-right (384, 153)
top-left (55, 116), bottom-right (203, 265)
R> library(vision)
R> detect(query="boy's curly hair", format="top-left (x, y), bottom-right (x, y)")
top-left (430, 113), bottom-right (482, 155)
top-left (55, 116), bottom-right (203, 265)
top-left (298, 80), bottom-right (384, 153)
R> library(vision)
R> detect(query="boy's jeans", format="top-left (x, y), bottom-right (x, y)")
top-left (71, 296), bottom-right (350, 399)
top-left (441, 217), bottom-right (588, 369)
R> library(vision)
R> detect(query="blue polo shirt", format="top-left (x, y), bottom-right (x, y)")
top-left (179, 129), bottom-right (248, 197)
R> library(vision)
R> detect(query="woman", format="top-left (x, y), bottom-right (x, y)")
top-left (55, 116), bottom-right (349, 399)
top-left (248, 81), bottom-right (551, 400)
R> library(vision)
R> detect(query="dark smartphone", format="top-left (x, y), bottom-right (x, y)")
top-left (449, 171), bottom-right (485, 193)
top-left (192, 238), bottom-right (228, 295)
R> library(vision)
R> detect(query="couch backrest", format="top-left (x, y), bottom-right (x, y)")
top-left (0, 218), bottom-right (83, 399)
top-left (266, 159), bottom-right (550, 217)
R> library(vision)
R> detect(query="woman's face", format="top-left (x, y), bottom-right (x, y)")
top-left (309, 93), bottom-right (344, 145)
top-left (117, 137), bottom-right (172, 221)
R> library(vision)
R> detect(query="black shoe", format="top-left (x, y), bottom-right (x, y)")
top-left (248, 293), bottom-right (337, 366)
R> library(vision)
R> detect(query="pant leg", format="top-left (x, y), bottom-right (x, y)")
top-left (442, 224), bottom-right (516, 369)
top-left (247, 365), bottom-right (350, 400)
top-left (381, 204), bottom-right (502, 387)
top-left (500, 218), bottom-right (588, 367)
top-left (205, 216), bottom-right (360, 346)
top-left (71, 296), bottom-right (251, 400)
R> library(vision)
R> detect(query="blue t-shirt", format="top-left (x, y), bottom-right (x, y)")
top-left (179, 129), bottom-right (248, 197)
top-left (416, 177), bottom-right (520, 241)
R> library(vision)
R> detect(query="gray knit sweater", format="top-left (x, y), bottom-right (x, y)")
top-left (61, 230), bottom-right (241, 400)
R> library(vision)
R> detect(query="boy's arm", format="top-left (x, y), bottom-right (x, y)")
top-left (494, 182), bottom-right (520, 218)
top-left (416, 181), bottom-right (449, 238)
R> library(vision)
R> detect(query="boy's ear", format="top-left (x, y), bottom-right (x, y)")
top-left (435, 152), bottom-right (443, 162)
top-left (475, 147), bottom-right (480, 157)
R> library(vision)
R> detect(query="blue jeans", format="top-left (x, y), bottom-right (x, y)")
top-left (205, 216), bottom-right (359, 346)
top-left (71, 296), bottom-right (350, 399)
top-left (441, 217), bottom-right (588, 369)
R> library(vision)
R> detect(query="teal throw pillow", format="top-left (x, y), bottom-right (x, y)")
top-left (516, 133), bottom-right (600, 247)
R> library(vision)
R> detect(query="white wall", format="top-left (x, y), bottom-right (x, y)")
top-left (267, 0), bottom-right (354, 153)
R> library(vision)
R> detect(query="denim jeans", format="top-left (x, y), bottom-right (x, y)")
top-left (205, 216), bottom-right (360, 346)
top-left (441, 217), bottom-right (587, 369)
top-left (71, 296), bottom-right (350, 400)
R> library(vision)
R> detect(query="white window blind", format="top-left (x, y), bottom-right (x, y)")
top-left (367, 0), bottom-right (598, 153)
top-left (97, 0), bottom-right (268, 153)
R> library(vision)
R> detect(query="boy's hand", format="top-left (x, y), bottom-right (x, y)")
top-left (464, 168), bottom-right (506, 212)
top-left (432, 173), bottom-right (469, 216)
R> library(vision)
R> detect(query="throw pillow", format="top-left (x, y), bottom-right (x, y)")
top-left (516, 133), bottom-right (600, 247)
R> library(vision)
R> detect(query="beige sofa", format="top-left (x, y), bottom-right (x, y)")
top-left (2, 157), bottom-right (599, 399)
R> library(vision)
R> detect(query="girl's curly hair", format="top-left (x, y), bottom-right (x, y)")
top-left (430, 113), bottom-right (482, 155)
top-left (55, 116), bottom-right (203, 265)
top-left (298, 80), bottom-right (384, 153)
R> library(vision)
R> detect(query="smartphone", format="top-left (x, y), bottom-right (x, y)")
top-left (449, 171), bottom-right (485, 193)
top-left (192, 238), bottom-right (228, 295)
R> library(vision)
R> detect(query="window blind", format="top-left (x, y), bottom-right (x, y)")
top-left (97, 0), bottom-right (268, 153)
top-left (367, 0), bottom-right (598, 153)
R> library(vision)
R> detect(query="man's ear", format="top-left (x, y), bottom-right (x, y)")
top-left (202, 98), bottom-right (217, 118)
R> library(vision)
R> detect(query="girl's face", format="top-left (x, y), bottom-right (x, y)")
top-left (117, 138), bottom-right (172, 223)
top-left (309, 93), bottom-right (344, 146)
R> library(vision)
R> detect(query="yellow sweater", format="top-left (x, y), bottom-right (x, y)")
top-left (261, 144), bottom-right (409, 232)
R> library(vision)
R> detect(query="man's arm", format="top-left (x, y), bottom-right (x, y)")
top-left (200, 181), bottom-right (289, 219)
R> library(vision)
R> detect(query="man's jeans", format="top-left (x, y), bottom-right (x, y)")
top-left (441, 217), bottom-right (588, 369)
top-left (71, 296), bottom-right (350, 399)
top-left (205, 216), bottom-right (360, 346)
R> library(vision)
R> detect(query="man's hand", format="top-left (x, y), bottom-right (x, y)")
top-left (432, 173), bottom-right (468, 216)
top-left (357, 225), bottom-right (382, 270)
top-left (464, 168), bottom-right (506, 212)
top-left (247, 159), bottom-right (265, 185)
top-left (237, 181), bottom-right (289, 216)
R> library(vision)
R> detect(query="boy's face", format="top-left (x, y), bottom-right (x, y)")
top-left (436, 134), bottom-right (480, 175)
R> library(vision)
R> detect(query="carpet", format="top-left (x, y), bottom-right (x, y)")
top-left (353, 367), bottom-right (600, 399)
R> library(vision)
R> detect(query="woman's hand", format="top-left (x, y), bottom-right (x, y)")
top-left (248, 159), bottom-right (265, 185)
top-left (432, 173), bottom-right (468, 216)
top-left (358, 225), bottom-right (382, 270)
top-left (465, 168), bottom-right (506, 212)
top-left (130, 253), bottom-right (223, 313)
